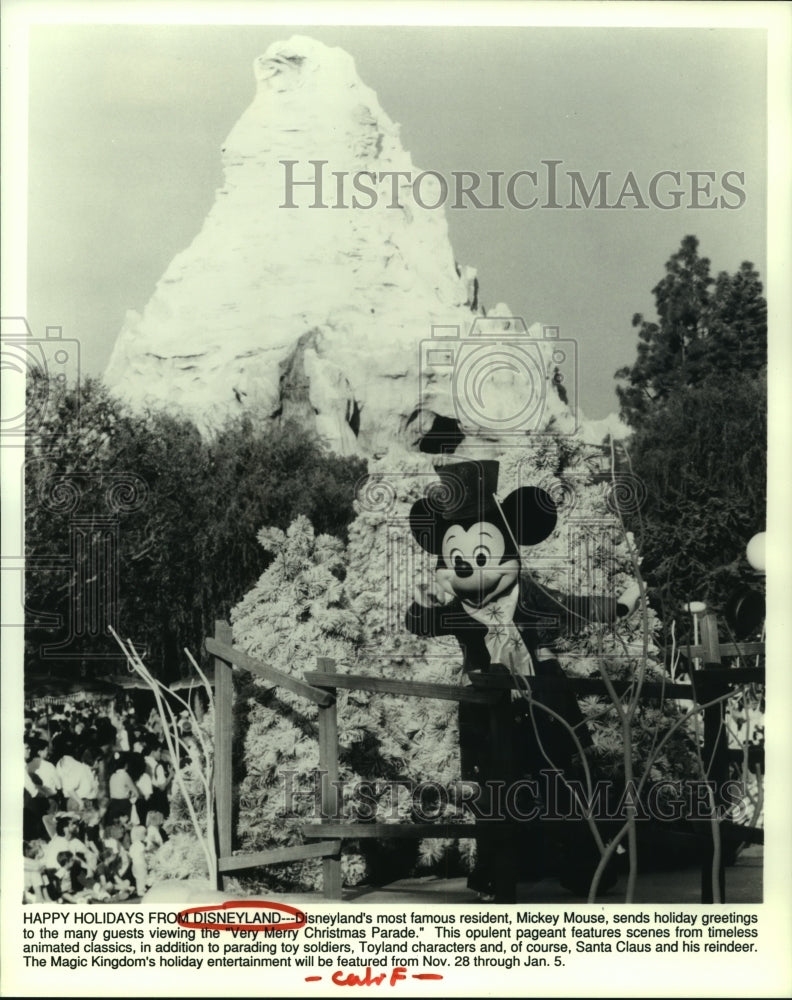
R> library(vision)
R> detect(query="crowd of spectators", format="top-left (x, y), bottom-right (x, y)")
top-left (22, 696), bottom-right (192, 903)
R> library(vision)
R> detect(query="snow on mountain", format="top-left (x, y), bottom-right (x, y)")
top-left (105, 36), bottom-right (619, 457)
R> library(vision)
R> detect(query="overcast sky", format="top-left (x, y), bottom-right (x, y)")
top-left (24, 19), bottom-right (768, 420)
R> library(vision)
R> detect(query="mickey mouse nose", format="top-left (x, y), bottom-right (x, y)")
top-left (454, 555), bottom-right (473, 578)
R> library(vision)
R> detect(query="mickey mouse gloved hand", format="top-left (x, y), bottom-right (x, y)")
top-left (616, 581), bottom-right (642, 617)
top-left (412, 581), bottom-right (453, 607)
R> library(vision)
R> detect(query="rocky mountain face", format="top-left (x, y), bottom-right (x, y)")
top-left (105, 36), bottom-right (625, 457)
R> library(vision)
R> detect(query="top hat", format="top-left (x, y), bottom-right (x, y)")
top-left (430, 460), bottom-right (500, 522)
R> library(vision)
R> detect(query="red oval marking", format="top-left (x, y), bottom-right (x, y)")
top-left (176, 899), bottom-right (306, 932)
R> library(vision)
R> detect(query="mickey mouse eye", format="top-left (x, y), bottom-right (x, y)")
top-left (473, 545), bottom-right (491, 567)
top-left (449, 548), bottom-right (465, 563)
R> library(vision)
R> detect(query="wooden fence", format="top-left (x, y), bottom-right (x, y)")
top-left (208, 613), bottom-right (764, 903)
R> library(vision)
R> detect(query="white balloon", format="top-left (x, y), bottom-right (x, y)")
top-left (746, 532), bottom-right (766, 572)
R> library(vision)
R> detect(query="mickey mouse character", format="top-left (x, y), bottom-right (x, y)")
top-left (405, 460), bottom-right (639, 901)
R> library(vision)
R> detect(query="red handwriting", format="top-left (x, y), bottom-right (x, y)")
top-left (176, 900), bottom-right (306, 933)
top-left (318, 968), bottom-right (443, 987)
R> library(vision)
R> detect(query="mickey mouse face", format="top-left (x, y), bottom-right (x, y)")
top-left (436, 520), bottom-right (520, 607)
top-left (409, 464), bottom-right (557, 609)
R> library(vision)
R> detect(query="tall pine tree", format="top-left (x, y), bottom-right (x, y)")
top-left (616, 236), bottom-right (766, 430)
top-left (615, 236), bottom-right (767, 618)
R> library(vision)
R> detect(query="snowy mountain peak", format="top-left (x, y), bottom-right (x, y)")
top-left (104, 37), bottom-right (607, 458)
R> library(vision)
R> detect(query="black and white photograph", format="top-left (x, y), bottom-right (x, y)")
top-left (2, 1), bottom-right (790, 996)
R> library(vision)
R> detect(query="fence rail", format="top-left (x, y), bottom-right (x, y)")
top-left (210, 611), bottom-right (764, 903)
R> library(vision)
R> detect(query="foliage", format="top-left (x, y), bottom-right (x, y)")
top-left (148, 833), bottom-right (210, 883)
top-left (613, 233), bottom-right (766, 619)
top-left (615, 236), bottom-right (766, 431)
top-left (621, 372), bottom-right (766, 619)
top-left (24, 372), bottom-right (366, 680)
top-left (611, 236), bottom-right (767, 854)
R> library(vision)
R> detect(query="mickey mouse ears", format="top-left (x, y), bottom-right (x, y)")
top-left (409, 462), bottom-right (557, 554)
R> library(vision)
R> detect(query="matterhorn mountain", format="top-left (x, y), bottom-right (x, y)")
top-left (104, 38), bottom-right (643, 895)
top-left (105, 35), bottom-right (625, 457)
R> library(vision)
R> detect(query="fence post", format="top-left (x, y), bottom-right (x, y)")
top-left (488, 688), bottom-right (518, 903)
top-left (316, 656), bottom-right (342, 900)
top-left (214, 620), bottom-right (234, 891)
top-left (700, 612), bottom-right (720, 664)
top-left (698, 612), bottom-right (728, 904)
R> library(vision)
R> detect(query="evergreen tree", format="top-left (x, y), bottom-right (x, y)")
top-left (614, 236), bottom-right (767, 618)
top-left (705, 262), bottom-right (768, 375)
top-left (624, 371), bottom-right (766, 618)
top-left (616, 236), bottom-right (766, 430)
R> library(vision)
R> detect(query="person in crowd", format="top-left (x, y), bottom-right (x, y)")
top-left (146, 708), bottom-right (164, 739)
top-left (49, 717), bottom-right (72, 761)
top-left (105, 752), bottom-right (140, 825)
top-left (99, 844), bottom-right (133, 900)
top-left (145, 809), bottom-right (168, 851)
top-left (23, 741), bottom-right (51, 842)
top-left (68, 818), bottom-right (100, 877)
top-left (27, 737), bottom-right (61, 801)
top-left (127, 751), bottom-right (153, 826)
top-left (56, 744), bottom-right (99, 811)
top-left (95, 712), bottom-right (119, 754)
top-left (42, 850), bottom-right (76, 903)
top-left (42, 815), bottom-right (77, 870)
top-left (104, 705), bottom-right (130, 752)
top-left (149, 743), bottom-right (173, 819)
top-left (22, 693), bottom-right (186, 902)
top-left (52, 850), bottom-right (94, 903)
top-left (23, 840), bottom-right (47, 903)
top-left (128, 824), bottom-right (151, 896)
top-left (69, 717), bottom-right (90, 759)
